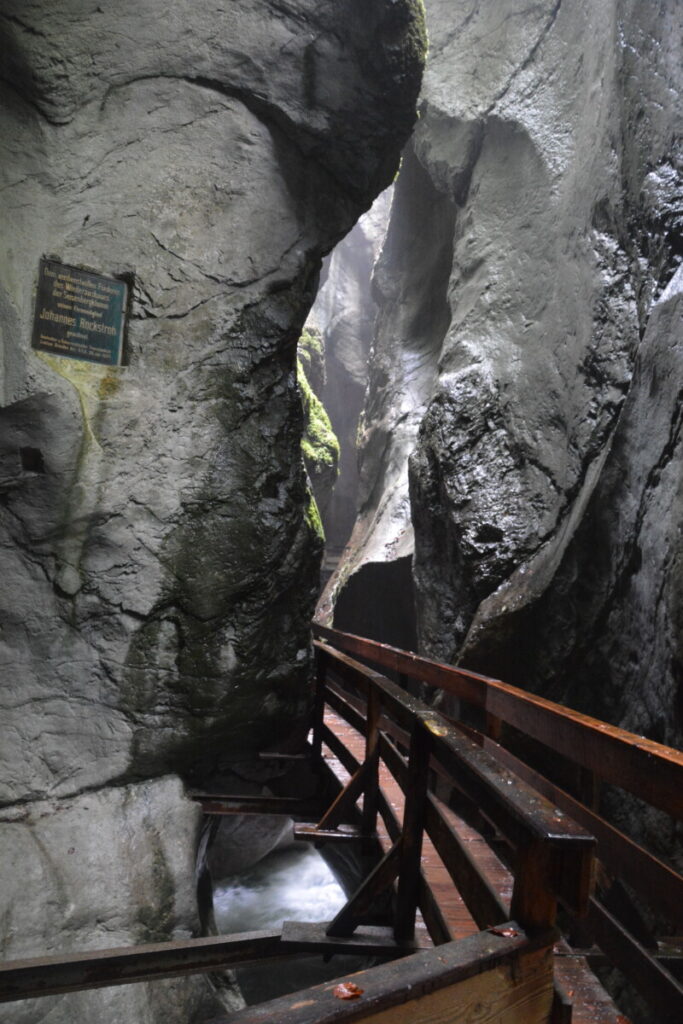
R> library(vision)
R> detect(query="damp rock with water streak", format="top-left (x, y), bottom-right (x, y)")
top-left (0, 0), bottom-right (425, 802)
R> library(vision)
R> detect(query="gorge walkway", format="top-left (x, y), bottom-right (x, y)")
top-left (2, 625), bottom-right (683, 1023)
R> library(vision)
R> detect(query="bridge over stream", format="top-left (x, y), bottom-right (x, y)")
top-left (2, 625), bottom-right (683, 1023)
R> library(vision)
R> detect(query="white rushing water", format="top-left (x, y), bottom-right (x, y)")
top-left (213, 843), bottom-right (346, 934)
top-left (213, 843), bottom-right (361, 1005)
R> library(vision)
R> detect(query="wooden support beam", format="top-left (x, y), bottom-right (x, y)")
top-left (325, 841), bottom-right (402, 938)
top-left (258, 752), bottom-right (309, 763)
top-left (395, 718), bottom-right (431, 943)
top-left (379, 732), bottom-right (508, 930)
top-left (311, 646), bottom-right (328, 764)
top-left (315, 761), bottom-right (371, 831)
top-left (0, 931), bottom-right (284, 1001)
top-left (361, 688), bottom-right (381, 847)
top-left (511, 839), bottom-right (558, 934)
top-left (190, 794), bottom-right (325, 819)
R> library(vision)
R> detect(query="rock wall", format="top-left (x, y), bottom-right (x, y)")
top-left (0, 1), bottom-right (425, 1019)
top-left (331, 0), bottom-right (682, 749)
top-left (308, 189), bottom-right (393, 560)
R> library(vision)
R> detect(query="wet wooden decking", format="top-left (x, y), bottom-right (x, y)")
top-left (322, 709), bottom-right (626, 1024)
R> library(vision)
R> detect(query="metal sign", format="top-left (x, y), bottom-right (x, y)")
top-left (32, 258), bottom-right (127, 366)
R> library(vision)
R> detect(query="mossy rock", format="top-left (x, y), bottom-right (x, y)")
top-left (297, 325), bottom-right (325, 397)
top-left (297, 330), bottom-right (340, 524)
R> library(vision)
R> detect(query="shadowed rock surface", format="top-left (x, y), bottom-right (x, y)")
top-left (0, 1), bottom-right (425, 1019)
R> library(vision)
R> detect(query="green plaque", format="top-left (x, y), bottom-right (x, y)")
top-left (32, 258), bottom-right (127, 366)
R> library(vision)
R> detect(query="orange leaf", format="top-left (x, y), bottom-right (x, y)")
top-left (333, 982), bottom-right (364, 1000)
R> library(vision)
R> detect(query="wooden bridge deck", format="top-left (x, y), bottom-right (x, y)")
top-left (322, 709), bottom-right (625, 1024)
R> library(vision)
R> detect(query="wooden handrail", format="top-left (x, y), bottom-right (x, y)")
top-left (220, 926), bottom-right (555, 1024)
top-left (315, 625), bottom-right (683, 1021)
top-left (314, 624), bottom-right (683, 820)
top-left (315, 642), bottom-right (595, 932)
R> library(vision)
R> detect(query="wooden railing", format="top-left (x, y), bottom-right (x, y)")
top-left (309, 640), bottom-right (594, 942)
top-left (313, 623), bottom-right (683, 1021)
top-left (6, 621), bottom-right (680, 1022)
top-left (0, 632), bottom-right (600, 1024)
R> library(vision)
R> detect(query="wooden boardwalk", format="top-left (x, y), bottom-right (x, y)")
top-left (322, 709), bottom-right (625, 1024)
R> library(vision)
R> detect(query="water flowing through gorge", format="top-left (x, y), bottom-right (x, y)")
top-left (213, 843), bottom-right (365, 1004)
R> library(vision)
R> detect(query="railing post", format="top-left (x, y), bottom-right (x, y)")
top-left (510, 840), bottom-right (558, 934)
top-left (395, 716), bottom-right (431, 943)
top-left (485, 712), bottom-right (503, 743)
top-left (361, 687), bottom-right (381, 851)
top-left (311, 645), bottom-right (326, 766)
top-left (576, 765), bottom-right (600, 810)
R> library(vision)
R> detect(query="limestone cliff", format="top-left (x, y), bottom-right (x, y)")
top-left (0, 1), bottom-right (425, 1019)
top-left (331, 0), bottom-right (682, 758)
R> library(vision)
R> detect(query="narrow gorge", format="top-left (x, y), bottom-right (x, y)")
top-left (0, 1), bottom-right (681, 1022)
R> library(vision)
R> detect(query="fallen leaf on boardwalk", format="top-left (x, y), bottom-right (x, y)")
top-left (489, 927), bottom-right (520, 937)
top-left (333, 983), bottom-right (364, 1000)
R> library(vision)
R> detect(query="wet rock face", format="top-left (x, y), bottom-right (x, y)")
top-left (333, 0), bottom-right (682, 708)
top-left (0, 777), bottom-right (226, 1021)
top-left (309, 189), bottom-right (393, 557)
top-left (0, 0), bottom-right (425, 801)
top-left (0, 4), bottom-right (424, 1019)
top-left (469, 270), bottom-right (683, 744)
top-left (321, 149), bottom-right (454, 642)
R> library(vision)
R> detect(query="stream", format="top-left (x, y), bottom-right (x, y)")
top-left (213, 841), bottom-right (366, 1004)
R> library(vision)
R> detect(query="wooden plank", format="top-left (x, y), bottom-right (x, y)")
top-left (191, 794), bottom-right (325, 818)
top-left (281, 922), bottom-right (422, 956)
top-left (327, 675), bottom-right (411, 754)
top-left (426, 798), bottom-right (509, 929)
top-left (294, 824), bottom-right (365, 844)
top-left (368, 746), bottom-right (451, 946)
top-left (366, 945), bottom-right (553, 1024)
top-left (322, 722), bottom-right (360, 778)
top-left (314, 627), bottom-right (683, 820)
top-left (552, 955), bottom-right (627, 1024)
top-left (0, 931), bottom-right (283, 1001)
top-left (475, 733), bottom-right (683, 923)
top-left (587, 897), bottom-right (683, 1020)
top-left (220, 926), bottom-right (553, 1024)
top-left (417, 874), bottom-right (453, 947)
